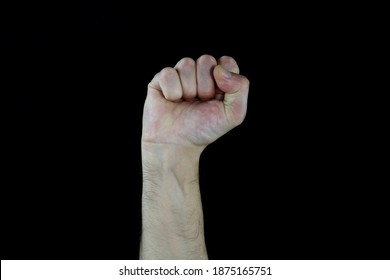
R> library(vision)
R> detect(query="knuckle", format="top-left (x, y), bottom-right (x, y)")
top-left (159, 67), bottom-right (176, 81)
top-left (177, 57), bottom-right (195, 68)
top-left (219, 55), bottom-right (235, 64)
top-left (197, 54), bottom-right (217, 65)
top-left (219, 56), bottom-right (240, 73)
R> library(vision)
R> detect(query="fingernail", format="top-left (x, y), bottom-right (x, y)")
top-left (221, 66), bottom-right (231, 79)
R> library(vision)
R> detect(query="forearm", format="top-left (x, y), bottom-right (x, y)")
top-left (140, 143), bottom-right (208, 259)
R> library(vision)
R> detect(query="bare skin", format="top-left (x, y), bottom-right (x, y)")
top-left (140, 55), bottom-right (249, 259)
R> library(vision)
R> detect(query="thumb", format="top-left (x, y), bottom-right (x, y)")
top-left (213, 65), bottom-right (250, 125)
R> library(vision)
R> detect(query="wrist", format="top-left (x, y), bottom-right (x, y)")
top-left (141, 142), bottom-right (203, 186)
top-left (141, 141), bottom-right (204, 159)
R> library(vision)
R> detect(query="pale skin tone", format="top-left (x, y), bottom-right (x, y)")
top-left (140, 54), bottom-right (249, 259)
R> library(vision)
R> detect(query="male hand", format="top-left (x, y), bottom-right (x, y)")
top-left (142, 55), bottom-right (249, 148)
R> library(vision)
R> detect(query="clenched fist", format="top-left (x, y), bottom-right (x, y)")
top-left (142, 55), bottom-right (249, 147)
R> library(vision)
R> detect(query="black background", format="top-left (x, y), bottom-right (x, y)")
top-left (3, 2), bottom-right (388, 260)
